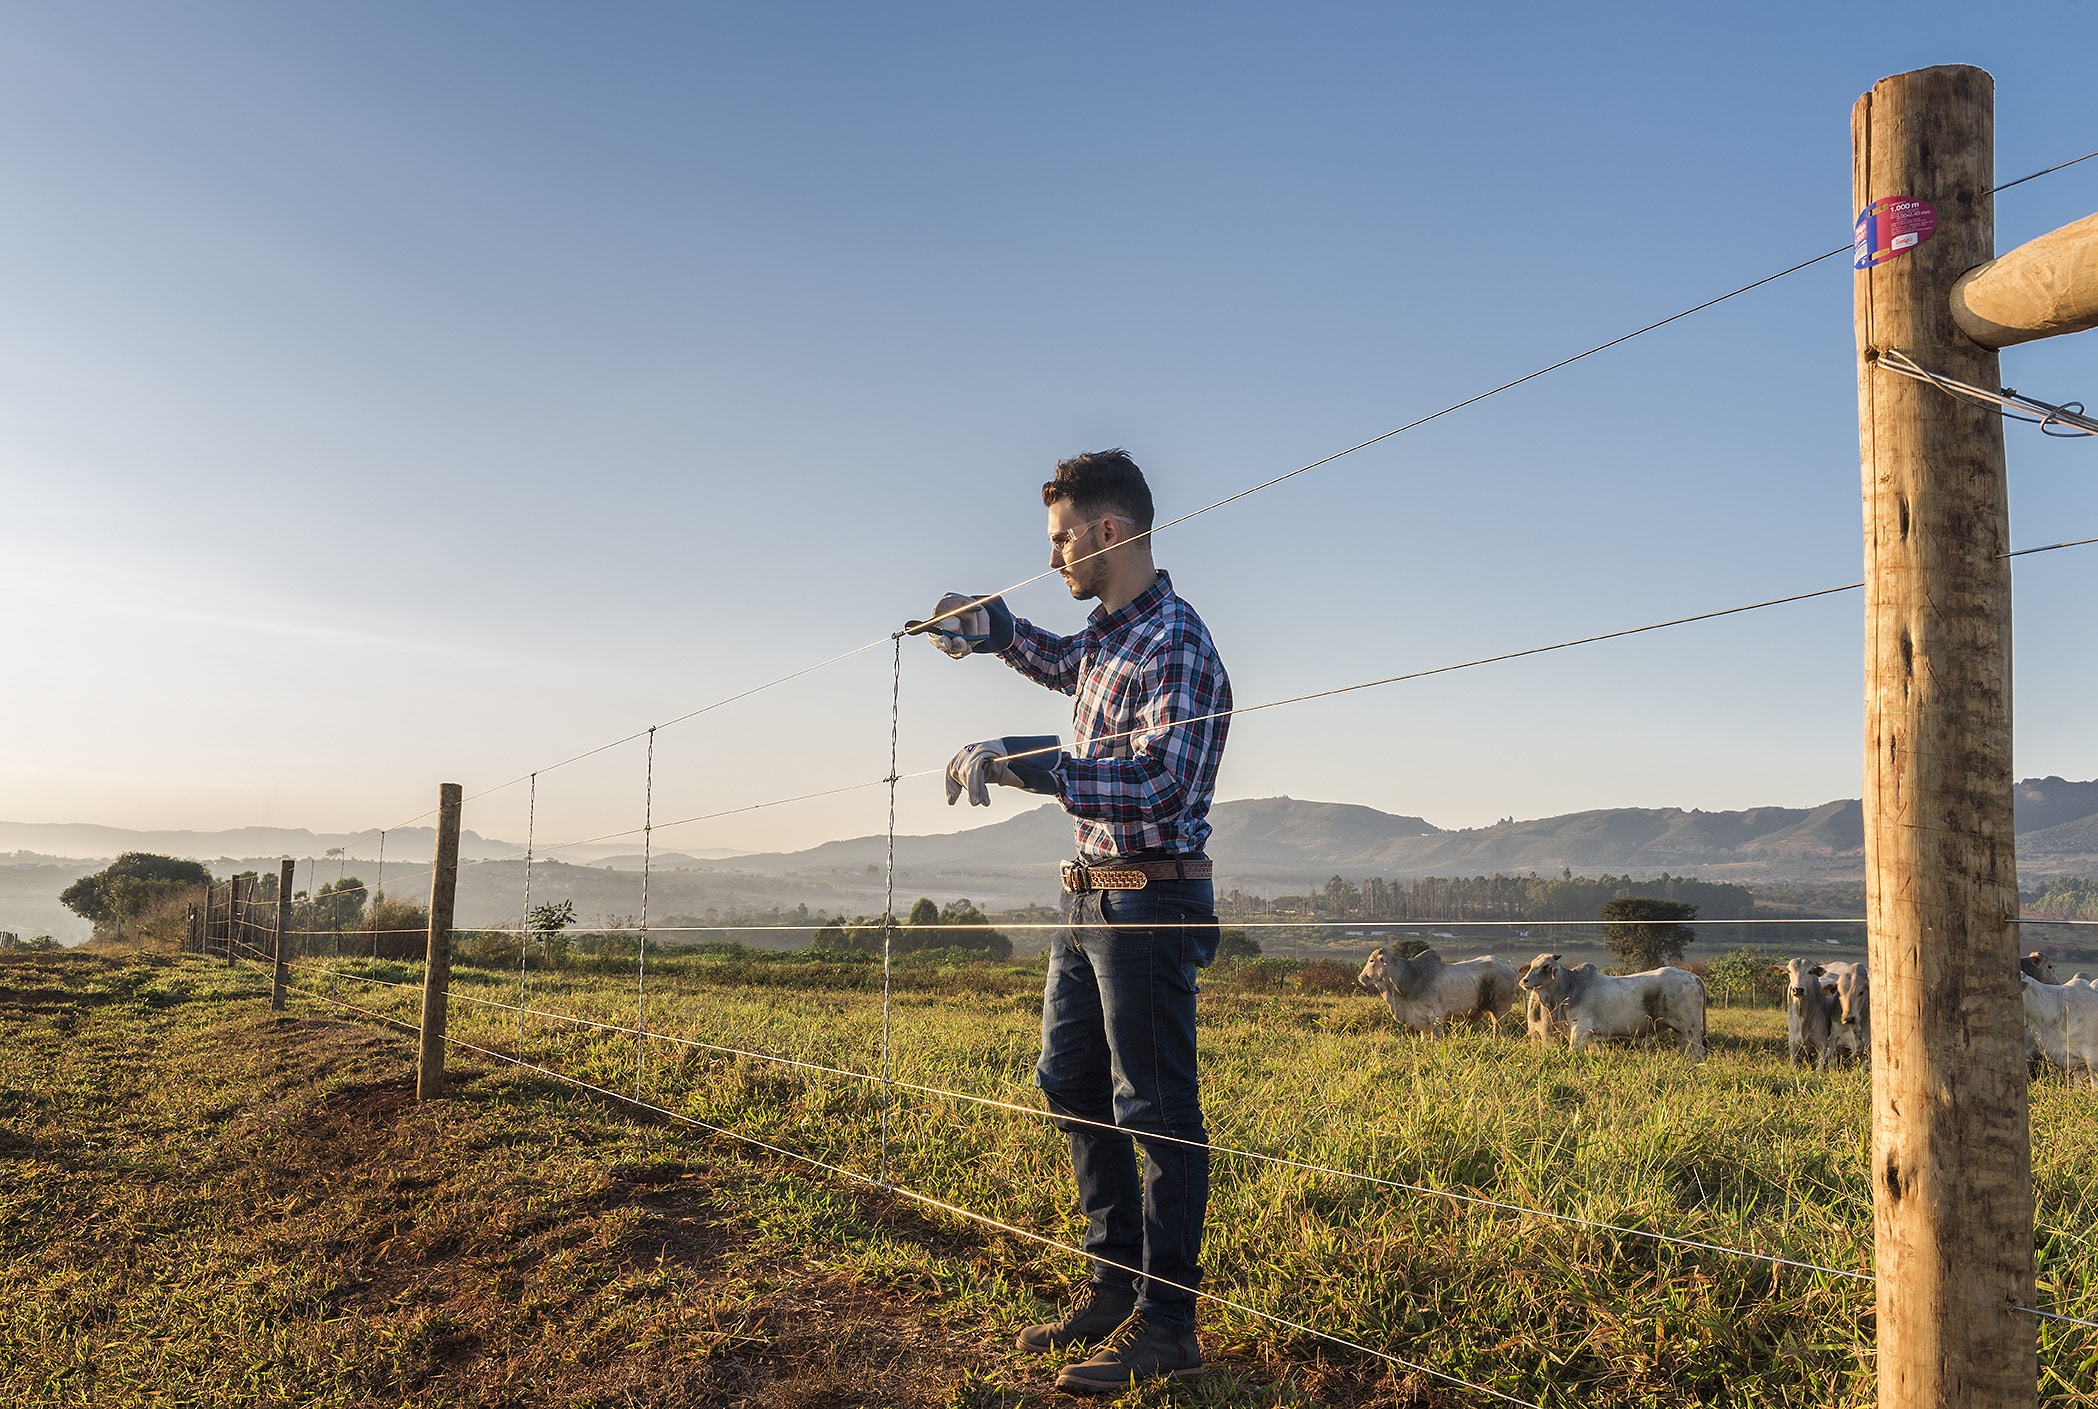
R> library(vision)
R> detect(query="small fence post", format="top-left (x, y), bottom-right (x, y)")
top-left (225, 875), bottom-right (242, 968)
top-left (271, 858), bottom-right (293, 1011)
top-left (417, 783), bottom-right (463, 1101)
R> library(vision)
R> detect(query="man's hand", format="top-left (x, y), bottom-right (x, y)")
top-left (945, 741), bottom-right (1017, 806)
top-left (906, 593), bottom-right (1014, 659)
top-left (944, 736), bottom-right (1063, 806)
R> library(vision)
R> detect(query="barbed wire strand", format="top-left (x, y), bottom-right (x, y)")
top-left (2006, 535), bottom-right (2098, 561)
top-left (439, 917), bottom-right (1873, 935)
top-left (2020, 1303), bottom-right (2098, 1332)
top-left (1989, 148), bottom-right (2098, 193)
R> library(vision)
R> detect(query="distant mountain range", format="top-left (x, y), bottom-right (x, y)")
top-left (666, 776), bottom-right (2098, 892)
top-left (9, 777), bottom-right (2097, 940)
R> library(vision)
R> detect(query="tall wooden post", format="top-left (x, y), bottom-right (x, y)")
top-left (417, 783), bottom-right (463, 1101)
top-left (1854, 64), bottom-right (2033, 1409)
top-left (271, 858), bottom-right (294, 1011)
top-left (226, 875), bottom-right (243, 968)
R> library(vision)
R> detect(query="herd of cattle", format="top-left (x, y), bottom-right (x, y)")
top-left (1355, 947), bottom-right (1709, 1059)
top-left (1353, 944), bottom-right (2098, 1078)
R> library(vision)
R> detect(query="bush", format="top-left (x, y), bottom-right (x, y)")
top-left (1215, 928), bottom-right (1262, 965)
top-left (1219, 957), bottom-right (1294, 991)
top-left (1295, 959), bottom-right (1362, 994)
top-left (60, 853), bottom-right (213, 935)
top-left (1705, 946), bottom-right (1785, 1008)
top-left (1600, 897), bottom-right (1696, 969)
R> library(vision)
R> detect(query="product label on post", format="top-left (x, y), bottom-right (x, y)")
top-left (1854, 197), bottom-right (1937, 269)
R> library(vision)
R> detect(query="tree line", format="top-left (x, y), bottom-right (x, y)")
top-left (1220, 870), bottom-right (1756, 924)
top-left (58, 852), bottom-right (428, 949)
top-left (813, 897), bottom-right (1012, 960)
top-left (2026, 874), bottom-right (2098, 921)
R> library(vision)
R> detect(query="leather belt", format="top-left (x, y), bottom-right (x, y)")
top-left (1060, 857), bottom-right (1213, 893)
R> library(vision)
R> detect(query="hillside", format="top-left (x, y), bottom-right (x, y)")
top-left (12, 777), bottom-right (2098, 940)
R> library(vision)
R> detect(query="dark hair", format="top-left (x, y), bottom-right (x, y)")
top-left (1040, 449), bottom-right (1154, 532)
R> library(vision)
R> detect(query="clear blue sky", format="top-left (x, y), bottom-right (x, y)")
top-left (3, 3), bottom-right (2093, 857)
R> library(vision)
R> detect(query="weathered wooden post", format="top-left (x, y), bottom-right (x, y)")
top-left (1854, 64), bottom-right (2033, 1408)
top-left (271, 858), bottom-right (294, 1011)
top-left (417, 783), bottom-right (463, 1101)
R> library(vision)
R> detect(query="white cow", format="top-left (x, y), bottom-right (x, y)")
top-left (1525, 963), bottom-right (1598, 1043)
top-left (2024, 973), bottom-right (2098, 1083)
top-left (1357, 947), bottom-right (1520, 1036)
top-left (1517, 953), bottom-right (1707, 1060)
top-left (1820, 961), bottom-right (1870, 1069)
top-left (2022, 951), bottom-right (2059, 984)
top-left (1774, 957), bottom-right (1838, 1069)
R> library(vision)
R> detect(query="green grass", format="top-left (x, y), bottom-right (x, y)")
top-left (9, 947), bottom-right (2098, 1406)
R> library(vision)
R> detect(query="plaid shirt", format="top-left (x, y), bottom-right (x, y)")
top-left (999, 571), bottom-right (1231, 862)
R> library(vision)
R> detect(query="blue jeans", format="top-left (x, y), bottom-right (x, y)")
top-left (1035, 875), bottom-right (1219, 1330)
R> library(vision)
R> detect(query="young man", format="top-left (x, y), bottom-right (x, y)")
top-left (913, 449), bottom-right (1231, 1391)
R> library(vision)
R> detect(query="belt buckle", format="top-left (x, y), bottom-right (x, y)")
top-left (1059, 860), bottom-right (1089, 894)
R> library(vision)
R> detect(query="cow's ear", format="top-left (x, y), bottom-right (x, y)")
top-left (1820, 981), bottom-right (1838, 995)
top-left (1517, 961), bottom-right (1533, 976)
top-left (1548, 953), bottom-right (1562, 963)
top-left (1769, 966), bottom-right (1786, 976)
top-left (1810, 965), bottom-right (1824, 976)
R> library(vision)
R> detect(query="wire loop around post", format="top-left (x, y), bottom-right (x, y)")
top-left (1872, 347), bottom-right (2098, 437)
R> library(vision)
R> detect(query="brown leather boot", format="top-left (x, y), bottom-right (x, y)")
top-left (1053, 1311), bottom-right (1203, 1392)
top-left (1014, 1283), bottom-right (1138, 1353)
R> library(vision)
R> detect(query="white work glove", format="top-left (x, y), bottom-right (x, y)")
top-left (943, 735), bottom-right (1063, 806)
top-left (945, 741), bottom-right (1020, 806)
top-left (906, 593), bottom-right (1014, 659)
top-left (927, 593), bottom-right (987, 659)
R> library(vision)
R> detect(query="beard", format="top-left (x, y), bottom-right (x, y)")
top-left (1062, 567), bottom-right (1101, 601)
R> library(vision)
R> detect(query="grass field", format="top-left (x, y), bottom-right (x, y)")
top-left (7, 945), bottom-right (2098, 1407)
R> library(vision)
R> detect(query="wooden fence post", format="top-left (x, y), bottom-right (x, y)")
top-left (417, 783), bottom-right (463, 1101)
top-left (1854, 63), bottom-right (2034, 1409)
top-left (226, 875), bottom-right (242, 968)
top-left (271, 858), bottom-right (293, 1011)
